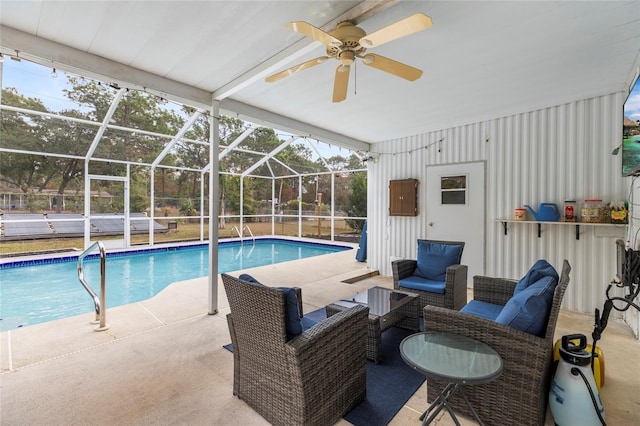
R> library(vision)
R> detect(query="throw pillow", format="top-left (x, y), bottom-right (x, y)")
top-left (495, 275), bottom-right (558, 337)
top-left (513, 259), bottom-right (559, 295)
top-left (239, 274), bottom-right (303, 339)
top-left (414, 241), bottom-right (463, 281)
top-left (239, 273), bottom-right (262, 284)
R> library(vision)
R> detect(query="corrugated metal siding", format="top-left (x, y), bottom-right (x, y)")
top-left (627, 179), bottom-right (640, 337)
top-left (369, 92), bottom-right (630, 315)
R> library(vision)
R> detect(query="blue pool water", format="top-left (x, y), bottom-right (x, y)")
top-left (0, 239), bottom-right (350, 331)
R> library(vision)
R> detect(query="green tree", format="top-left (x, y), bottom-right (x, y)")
top-left (346, 172), bottom-right (367, 232)
top-left (2, 67), bottom-right (366, 224)
top-left (0, 88), bottom-right (51, 192)
top-left (179, 198), bottom-right (197, 216)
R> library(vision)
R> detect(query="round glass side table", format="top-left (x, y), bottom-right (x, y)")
top-left (400, 332), bottom-right (503, 425)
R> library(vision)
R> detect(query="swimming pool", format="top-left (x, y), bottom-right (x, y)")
top-left (0, 238), bottom-right (351, 331)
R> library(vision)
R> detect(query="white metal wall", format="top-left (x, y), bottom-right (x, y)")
top-left (368, 92), bottom-right (631, 316)
top-left (627, 179), bottom-right (640, 336)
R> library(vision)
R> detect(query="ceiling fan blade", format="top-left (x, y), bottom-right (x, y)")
top-left (332, 65), bottom-right (350, 103)
top-left (265, 56), bottom-right (331, 83)
top-left (359, 13), bottom-right (432, 48)
top-left (286, 21), bottom-right (342, 47)
top-left (361, 54), bottom-right (423, 81)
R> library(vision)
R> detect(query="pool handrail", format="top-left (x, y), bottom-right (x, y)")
top-left (230, 225), bottom-right (242, 241)
top-left (242, 225), bottom-right (255, 244)
top-left (230, 225), bottom-right (255, 244)
top-left (77, 241), bottom-right (109, 331)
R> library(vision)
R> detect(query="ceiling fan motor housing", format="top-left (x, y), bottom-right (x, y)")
top-left (326, 21), bottom-right (367, 59)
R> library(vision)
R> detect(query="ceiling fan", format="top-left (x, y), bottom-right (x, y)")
top-left (265, 13), bottom-right (432, 103)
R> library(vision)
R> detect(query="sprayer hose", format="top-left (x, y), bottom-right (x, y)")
top-left (571, 367), bottom-right (606, 426)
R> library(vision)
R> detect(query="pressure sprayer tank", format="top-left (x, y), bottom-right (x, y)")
top-left (549, 334), bottom-right (605, 426)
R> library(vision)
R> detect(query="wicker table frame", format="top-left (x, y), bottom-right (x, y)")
top-left (326, 287), bottom-right (420, 363)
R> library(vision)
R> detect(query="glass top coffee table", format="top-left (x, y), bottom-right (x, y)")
top-left (326, 286), bottom-right (419, 363)
top-left (400, 332), bottom-right (503, 425)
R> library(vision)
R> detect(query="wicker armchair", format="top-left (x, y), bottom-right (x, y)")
top-left (392, 239), bottom-right (468, 310)
top-left (423, 259), bottom-right (571, 426)
top-left (221, 273), bottom-right (369, 426)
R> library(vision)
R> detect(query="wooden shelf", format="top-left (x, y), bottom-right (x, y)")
top-left (495, 219), bottom-right (626, 240)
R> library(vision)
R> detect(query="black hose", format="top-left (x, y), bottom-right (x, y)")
top-left (571, 367), bottom-right (606, 426)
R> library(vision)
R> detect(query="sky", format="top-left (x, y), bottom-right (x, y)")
top-left (624, 76), bottom-right (640, 122)
top-left (2, 58), bottom-right (79, 112)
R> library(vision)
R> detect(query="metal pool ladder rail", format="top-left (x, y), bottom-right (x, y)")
top-left (231, 225), bottom-right (255, 243)
top-left (77, 241), bottom-right (109, 331)
top-left (231, 225), bottom-right (242, 240)
top-left (243, 225), bottom-right (255, 243)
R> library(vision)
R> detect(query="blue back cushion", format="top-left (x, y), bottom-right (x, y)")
top-left (239, 274), bottom-right (303, 339)
top-left (495, 275), bottom-right (557, 337)
top-left (414, 241), bottom-right (463, 281)
top-left (514, 259), bottom-right (559, 295)
top-left (239, 273), bottom-right (261, 284)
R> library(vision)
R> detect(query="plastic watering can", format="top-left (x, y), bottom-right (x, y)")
top-left (524, 203), bottom-right (560, 221)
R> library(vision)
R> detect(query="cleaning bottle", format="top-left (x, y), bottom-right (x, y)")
top-left (549, 334), bottom-right (606, 426)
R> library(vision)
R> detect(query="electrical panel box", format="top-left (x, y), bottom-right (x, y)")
top-left (389, 179), bottom-right (418, 216)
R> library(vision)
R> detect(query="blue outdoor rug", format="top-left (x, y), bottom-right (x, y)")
top-left (224, 308), bottom-right (425, 426)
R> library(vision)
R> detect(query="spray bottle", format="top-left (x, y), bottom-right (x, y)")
top-left (549, 334), bottom-right (606, 426)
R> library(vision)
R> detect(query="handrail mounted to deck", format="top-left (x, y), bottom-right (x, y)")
top-left (230, 225), bottom-right (255, 244)
top-left (77, 241), bottom-right (109, 331)
top-left (242, 225), bottom-right (255, 243)
top-left (230, 225), bottom-right (242, 241)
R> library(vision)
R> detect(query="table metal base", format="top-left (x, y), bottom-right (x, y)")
top-left (421, 379), bottom-right (485, 426)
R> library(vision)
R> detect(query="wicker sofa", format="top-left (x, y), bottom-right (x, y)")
top-left (392, 239), bottom-right (468, 311)
top-left (221, 273), bottom-right (369, 426)
top-left (423, 259), bottom-right (571, 425)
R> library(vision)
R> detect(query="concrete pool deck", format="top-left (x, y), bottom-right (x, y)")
top-left (1, 246), bottom-right (639, 425)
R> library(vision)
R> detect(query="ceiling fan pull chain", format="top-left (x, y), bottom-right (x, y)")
top-left (354, 60), bottom-right (357, 96)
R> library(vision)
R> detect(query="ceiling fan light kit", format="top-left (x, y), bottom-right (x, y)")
top-left (266, 13), bottom-right (433, 102)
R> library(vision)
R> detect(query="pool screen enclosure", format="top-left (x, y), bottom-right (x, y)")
top-left (0, 59), bottom-right (368, 316)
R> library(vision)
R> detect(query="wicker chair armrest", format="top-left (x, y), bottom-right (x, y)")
top-left (392, 259), bottom-right (418, 288)
top-left (287, 304), bottom-right (369, 355)
top-left (286, 305), bottom-right (368, 399)
top-left (284, 305), bottom-right (369, 423)
top-left (472, 275), bottom-right (518, 305)
top-left (445, 264), bottom-right (468, 288)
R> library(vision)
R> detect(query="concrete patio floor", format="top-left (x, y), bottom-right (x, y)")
top-left (1, 247), bottom-right (639, 425)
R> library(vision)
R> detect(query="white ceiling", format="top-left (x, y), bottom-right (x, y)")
top-left (1, 1), bottom-right (639, 150)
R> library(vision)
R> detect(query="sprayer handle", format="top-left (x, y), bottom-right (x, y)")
top-left (561, 334), bottom-right (587, 352)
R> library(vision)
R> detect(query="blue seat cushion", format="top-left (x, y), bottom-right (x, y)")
top-left (460, 300), bottom-right (504, 321)
top-left (495, 275), bottom-right (558, 337)
top-left (239, 274), bottom-right (303, 339)
top-left (513, 259), bottom-right (559, 295)
top-left (398, 275), bottom-right (446, 294)
top-left (414, 241), bottom-right (463, 281)
top-left (301, 316), bottom-right (318, 333)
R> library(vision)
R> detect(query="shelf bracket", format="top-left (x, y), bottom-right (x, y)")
top-left (537, 223), bottom-right (542, 238)
top-left (576, 224), bottom-right (580, 240)
top-left (502, 221), bottom-right (508, 235)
